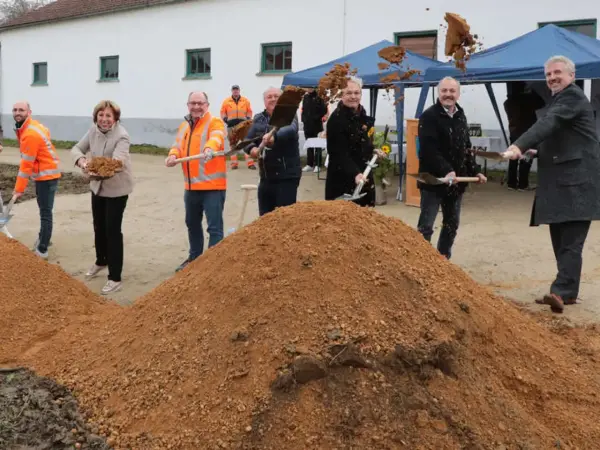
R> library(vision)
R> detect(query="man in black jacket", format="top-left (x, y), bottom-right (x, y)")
top-left (301, 90), bottom-right (328, 172)
top-left (244, 86), bottom-right (301, 216)
top-left (417, 76), bottom-right (487, 259)
top-left (504, 56), bottom-right (600, 313)
top-left (503, 82), bottom-right (546, 190)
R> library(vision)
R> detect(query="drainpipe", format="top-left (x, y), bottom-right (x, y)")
top-left (342, 0), bottom-right (347, 54)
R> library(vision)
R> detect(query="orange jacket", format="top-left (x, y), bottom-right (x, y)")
top-left (169, 113), bottom-right (226, 191)
top-left (220, 96), bottom-right (252, 122)
top-left (14, 117), bottom-right (61, 193)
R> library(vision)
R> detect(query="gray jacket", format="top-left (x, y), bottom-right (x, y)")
top-left (514, 83), bottom-right (600, 225)
top-left (71, 123), bottom-right (134, 198)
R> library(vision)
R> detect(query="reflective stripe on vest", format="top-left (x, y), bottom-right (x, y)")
top-left (20, 153), bottom-right (35, 162)
top-left (32, 168), bottom-right (61, 179)
top-left (172, 123), bottom-right (190, 150)
top-left (183, 124), bottom-right (227, 185)
top-left (28, 124), bottom-right (59, 162)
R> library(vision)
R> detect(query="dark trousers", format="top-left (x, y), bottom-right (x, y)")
top-left (417, 189), bottom-right (463, 259)
top-left (35, 179), bottom-right (58, 253)
top-left (507, 158), bottom-right (532, 189)
top-left (306, 148), bottom-right (323, 167)
top-left (92, 193), bottom-right (128, 282)
top-left (549, 221), bottom-right (591, 301)
top-left (258, 178), bottom-right (300, 216)
top-left (184, 189), bottom-right (226, 260)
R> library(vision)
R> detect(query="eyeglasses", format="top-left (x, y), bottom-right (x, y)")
top-left (188, 101), bottom-right (207, 106)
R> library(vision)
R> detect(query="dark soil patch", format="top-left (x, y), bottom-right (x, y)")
top-left (0, 368), bottom-right (110, 449)
top-left (0, 163), bottom-right (89, 202)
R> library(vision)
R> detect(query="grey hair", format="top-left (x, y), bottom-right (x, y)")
top-left (188, 91), bottom-right (209, 103)
top-left (544, 55), bottom-right (576, 74)
top-left (439, 76), bottom-right (460, 88)
top-left (346, 75), bottom-right (363, 89)
top-left (263, 86), bottom-right (282, 97)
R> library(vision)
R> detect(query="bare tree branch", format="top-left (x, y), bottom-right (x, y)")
top-left (0, 0), bottom-right (52, 23)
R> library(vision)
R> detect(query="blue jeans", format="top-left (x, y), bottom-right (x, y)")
top-left (184, 189), bottom-right (226, 260)
top-left (35, 179), bottom-right (58, 253)
top-left (417, 189), bottom-right (463, 259)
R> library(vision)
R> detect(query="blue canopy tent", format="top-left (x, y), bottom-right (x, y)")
top-left (281, 39), bottom-right (441, 200)
top-left (415, 24), bottom-right (600, 147)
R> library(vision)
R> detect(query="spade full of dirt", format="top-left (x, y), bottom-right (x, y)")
top-left (86, 157), bottom-right (123, 178)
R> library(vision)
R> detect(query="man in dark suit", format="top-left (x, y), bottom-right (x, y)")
top-left (504, 55), bottom-right (600, 313)
top-left (417, 76), bottom-right (487, 259)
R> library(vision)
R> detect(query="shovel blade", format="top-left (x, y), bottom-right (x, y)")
top-left (335, 192), bottom-right (367, 202)
top-left (270, 104), bottom-right (300, 128)
top-left (407, 173), bottom-right (445, 185)
top-left (472, 150), bottom-right (504, 161)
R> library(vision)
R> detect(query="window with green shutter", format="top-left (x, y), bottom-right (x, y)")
top-left (186, 49), bottom-right (211, 78)
top-left (261, 42), bottom-right (292, 73)
top-left (32, 62), bottom-right (48, 85)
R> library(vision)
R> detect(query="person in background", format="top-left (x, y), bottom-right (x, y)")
top-left (220, 85), bottom-right (255, 170)
top-left (72, 100), bottom-right (134, 295)
top-left (166, 91), bottom-right (227, 272)
top-left (244, 87), bottom-right (301, 216)
top-left (503, 55), bottom-right (600, 314)
top-left (12, 101), bottom-right (61, 260)
top-left (503, 81), bottom-right (545, 191)
top-left (325, 76), bottom-right (382, 207)
top-left (301, 89), bottom-right (328, 173)
top-left (416, 76), bottom-right (487, 259)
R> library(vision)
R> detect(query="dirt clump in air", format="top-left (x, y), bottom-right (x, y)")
top-left (229, 119), bottom-right (254, 147)
top-left (12, 201), bottom-right (600, 449)
top-left (377, 62), bottom-right (390, 70)
top-left (0, 368), bottom-right (110, 450)
top-left (444, 12), bottom-right (483, 70)
top-left (0, 234), bottom-right (117, 365)
top-left (378, 45), bottom-right (407, 64)
top-left (86, 157), bottom-right (123, 178)
top-left (317, 62), bottom-right (358, 103)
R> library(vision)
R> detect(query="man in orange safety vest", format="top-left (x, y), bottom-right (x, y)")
top-left (221, 85), bottom-right (256, 170)
top-left (12, 101), bottom-right (61, 260)
top-left (166, 91), bottom-right (227, 272)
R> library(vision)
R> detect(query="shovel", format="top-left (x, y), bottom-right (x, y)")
top-left (471, 149), bottom-right (525, 161)
top-left (256, 87), bottom-right (306, 158)
top-left (336, 154), bottom-right (379, 201)
top-left (408, 172), bottom-right (480, 186)
top-left (0, 194), bottom-right (16, 227)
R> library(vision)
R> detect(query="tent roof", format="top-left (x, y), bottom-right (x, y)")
top-left (282, 40), bottom-right (440, 88)
top-left (423, 24), bottom-right (600, 83)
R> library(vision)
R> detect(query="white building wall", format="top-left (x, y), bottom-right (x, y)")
top-left (0, 0), bottom-right (598, 146)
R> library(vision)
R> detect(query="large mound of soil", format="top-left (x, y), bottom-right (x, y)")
top-left (8, 202), bottom-right (600, 449)
top-left (0, 235), bottom-right (116, 364)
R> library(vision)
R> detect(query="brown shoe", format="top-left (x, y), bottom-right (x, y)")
top-left (536, 293), bottom-right (564, 313)
top-left (563, 298), bottom-right (578, 305)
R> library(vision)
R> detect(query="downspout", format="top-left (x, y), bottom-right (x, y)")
top-left (342, 0), bottom-right (347, 54)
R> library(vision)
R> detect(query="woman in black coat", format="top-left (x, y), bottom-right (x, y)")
top-left (325, 77), bottom-right (377, 207)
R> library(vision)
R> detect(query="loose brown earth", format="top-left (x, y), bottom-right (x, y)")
top-left (317, 62), bottom-right (358, 103)
top-left (0, 163), bottom-right (90, 202)
top-left (3, 202), bottom-right (600, 449)
top-left (86, 157), bottom-right (124, 178)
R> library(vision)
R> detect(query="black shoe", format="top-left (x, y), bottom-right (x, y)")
top-left (176, 258), bottom-right (191, 272)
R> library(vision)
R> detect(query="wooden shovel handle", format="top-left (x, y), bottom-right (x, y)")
top-left (174, 154), bottom-right (203, 163)
top-left (454, 177), bottom-right (480, 182)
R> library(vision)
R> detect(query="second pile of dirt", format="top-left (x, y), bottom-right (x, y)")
top-left (13, 201), bottom-right (600, 449)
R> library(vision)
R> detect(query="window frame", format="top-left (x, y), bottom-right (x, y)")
top-left (260, 41), bottom-right (293, 74)
top-left (537, 18), bottom-right (597, 36)
top-left (185, 48), bottom-right (212, 79)
top-left (394, 30), bottom-right (438, 59)
top-left (99, 55), bottom-right (120, 82)
top-left (32, 62), bottom-right (48, 86)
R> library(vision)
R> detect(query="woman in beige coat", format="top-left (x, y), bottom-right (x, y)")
top-left (71, 100), bottom-right (134, 295)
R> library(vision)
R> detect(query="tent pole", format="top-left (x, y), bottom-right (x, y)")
top-left (369, 87), bottom-right (379, 117)
top-left (485, 83), bottom-right (509, 147)
top-left (415, 83), bottom-right (430, 118)
top-left (394, 83), bottom-right (405, 201)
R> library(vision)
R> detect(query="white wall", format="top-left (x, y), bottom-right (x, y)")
top-left (0, 0), bottom-right (599, 142)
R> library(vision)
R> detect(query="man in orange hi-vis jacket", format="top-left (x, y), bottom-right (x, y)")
top-left (221, 85), bottom-right (256, 170)
top-left (12, 101), bottom-right (61, 260)
top-left (166, 91), bottom-right (227, 272)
